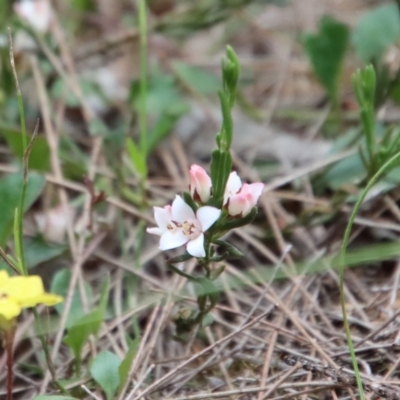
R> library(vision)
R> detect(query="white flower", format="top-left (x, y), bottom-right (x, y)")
top-left (223, 171), bottom-right (242, 205)
top-left (228, 183), bottom-right (264, 216)
top-left (223, 171), bottom-right (264, 216)
top-left (147, 196), bottom-right (221, 257)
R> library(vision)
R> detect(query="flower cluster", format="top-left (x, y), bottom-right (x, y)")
top-left (0, 271), bottom-right (62, 330)
top-left (147, 165), bottom-right (264, 258)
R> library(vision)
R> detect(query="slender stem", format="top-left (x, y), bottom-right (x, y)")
top-left (4, 328), bottom-right (16, 400)
top-left (32, 309), bottom-right (70, 395)
top-left (8, 29), bottom-right (28, 275)
top-left (168, 264), bottom-right (198, 282)
top-left (138, 0), bottom-right (148, 157)
top-left (340, 150), bottom-right (400, 400)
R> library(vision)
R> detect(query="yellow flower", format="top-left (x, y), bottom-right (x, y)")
top-left (0, 270), bottom-right (62, 322)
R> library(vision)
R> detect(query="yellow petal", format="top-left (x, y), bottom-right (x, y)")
top-left (0, 298), bottom-right (22, 320)
top-left (1, 275), bottom-right (62, 308)
top-left (5, 275), bottom-right (46, 306)
top-left (34, 293), bottom-right (63, 306)
top-left (0, 270), bottom-right (9, 286)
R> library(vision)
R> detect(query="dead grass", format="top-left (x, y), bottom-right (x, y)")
top-left (1, 1), bottom-right (400, 399)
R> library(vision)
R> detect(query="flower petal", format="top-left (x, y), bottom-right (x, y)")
top-left (241, 183), bottom-right (264, 206)
top-left (0, 298), bottom-right (21, 320)
top-left (153, 206), bottom-right (172, 231)
top-left (190, 164), bottom-right (212, 202)
top-left (228, 193), bottom-right (246, 216)
top-left (224, 171), bottom-right (242, 204)
top-left (6, 276), bottom-right (45, 304)
top-left (159, 230), bottom-right (188, 251)
top-left (196, 206), bottom-right (221, 231)
top-left (186, 234), bottom-right (205, 257)
top-left (0, 270), bottom-right (9, 286)
top-left (147, 227), bottom-right (163, 236)
top-left (171, 195), bottom-right (195, 222)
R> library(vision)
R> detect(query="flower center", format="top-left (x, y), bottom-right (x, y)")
top-left (181, 219), bottom-right (202, 240)
top-left (167, 222), bottom-right (179, 233)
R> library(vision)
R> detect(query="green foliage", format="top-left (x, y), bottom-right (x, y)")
top-left (322, 152), bottom-right (365, 190)
top-left (0, 172), bottom-right (45, 246)
top-left (303, 16), bottom-right (349, 105)
top-left (155, 0), bottom-right (286, 37)
top-left (129, 71), bottom-right (189, 154)
top-left (350, 65), bottom-right (400, 180)
top-left (24, 236), bottom-right (66, 270)
top-left (51, 269), bottom-right (93, 328)
top-left (172, 61), bottom-right (221, 95)
top-left (51, 78), bottom-right (100, 108)
top-left (3, 129), bottom-right (50, 172)
top-left (71, 0), bottom-right (95, 12)
top-left (208, 46), bottom-right (239, 208)
top-left (63, 276), bottom-right (109, 367)
top-left (127, 137), bottom-right (148, 179)
top-left (210, 149), bottom-right (232, 208)
top-left (90, 351), bottom-right (121, 400)
top-left (353, 65), bottom-right (376, 170)
top-left (118, 338), bottom-right (140, 392)
top-left (353, 4), bottom-right (400, 62)
top-left (63, 309), bottom-right (103, 360)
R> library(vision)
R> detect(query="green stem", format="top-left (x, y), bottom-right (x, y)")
top-left (168, 263), bottom-right (198, 282)
top-left (32, 309), bottom-right (70, 396)
top-left (340, 150), bottom-right (400, 400)
top-left (9, 30), bottom-right (28, 275)
top-left (138, 0), bottom-right (148, 157)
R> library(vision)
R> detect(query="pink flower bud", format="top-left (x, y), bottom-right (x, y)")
top-left (189, 164), bottom-right (212, 203)
top-left (228, 182), bottom-right (264, 216)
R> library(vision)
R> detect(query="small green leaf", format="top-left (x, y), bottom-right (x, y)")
top-left (303, 16), bottom-right (349, 103)
top-left (214, 240), bottom-right (244, 258)
top-left (90, 351), bottom-right (121, 400)
top-left (2, 129), bottom-right (50, 172)
top-left (323, 153), bottom-right (366, 190)
top-left (118, 338), bottom-right (139, 392)
top-left (24, 236), bottom-right (66, 269)
top-left (353, 4), bottom-right (400, 62)
top-left (126, 137), bottom-right (148, 178)
top-left (167, 252), bottom-right (194, 265)
top-left (214, 208), bottom-right (258, 232)
top-left (222, 45), bottom-right (240, 107)
top-left (201, 313), bottom-right (214, 328)
top-left (51, 269), bottom-right (93, 328)
top-left (63, 309), bottom-right (103, 359)
top-left (0, 172), bottom-right (45, 246)
top-left (146, 108), bottom-right (188, 153)
top-left (172, 61), bottom-right (220, 95)
top-left (131, 72), bottom-right (186, 116)
top-left (210, 150), bottom-right (232, 207)
top-left (217, 91), bottom-right (233, 150)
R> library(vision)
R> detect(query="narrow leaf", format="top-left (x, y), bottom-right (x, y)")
top-left (118, 338), bottom-right (139, 392)
top-left (126, 137), bottom-right (148, 178)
